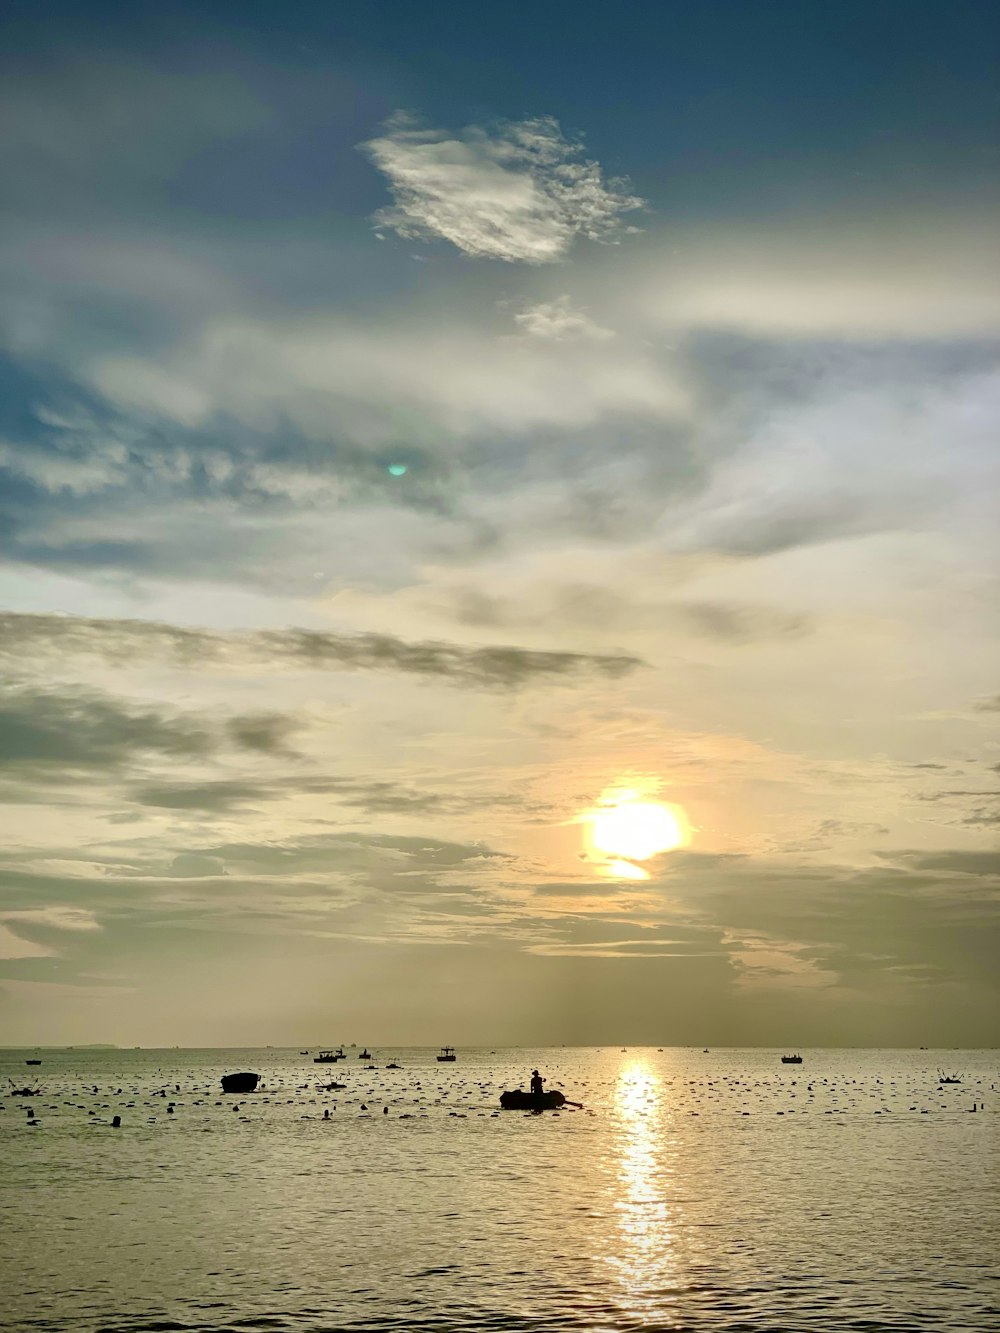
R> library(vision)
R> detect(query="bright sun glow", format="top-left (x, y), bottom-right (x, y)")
top-left (591, 800), bottom-right (686, 861)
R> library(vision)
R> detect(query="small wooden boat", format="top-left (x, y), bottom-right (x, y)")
top-left (500, 1089), bottom-right (566, 1110)
top-left (314, 1048), bottom-right (344, 1063)
top-left (386, 1062), bottom-right (401, 1070)
top-left (939, 1073), bottom-right (962, 1085)
top-left (221, 1072), bottom-right (260, 1094)
top-left (358, 1048), bottom-right (372, 1060)
top-left (781, 1054), bottom-right (803, 1064)
top-left (26, 1059), bottom-right (42, 1066)
top-left (437, 1046), bottom-right (456, 1062)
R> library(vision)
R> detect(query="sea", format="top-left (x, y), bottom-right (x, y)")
top-left (2, 1046), bottom-right (997, 1332)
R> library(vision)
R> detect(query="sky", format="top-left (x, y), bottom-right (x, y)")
top-left (1, 0), bottom-right (998, 1048)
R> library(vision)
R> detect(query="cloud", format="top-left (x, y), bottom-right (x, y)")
top-left (0, 924), bottom-right (55, 960)
top-left (662, 360), bottom-right (1000, 559)
top-left (1, 906), bottom-right (100, 931)
top-left (0, 611), bottom-right (643, 689)
top-left (903, 851), bottom-right (1000, 877)
top-left (224, 713), bottom-right (301, 756)
top-left (510, 295), bottom-right (614, 342)
top-left (0, 906), bottom-right (100, 962)
top-left (0, 683), bottom-right (212, 774)
top-left (129, 780), bottom-right (269, 812)
top-left (640, 216), bottom-right (1000, 338)
top-left (654, 850), bottom-right (1000, 998)
top-left (531, 881), bottom-right (622, 897)
top-left (362, 114), bottom-right (644, 263)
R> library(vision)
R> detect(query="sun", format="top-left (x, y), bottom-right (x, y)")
top-left (588, 797), bottom-right (687, 863)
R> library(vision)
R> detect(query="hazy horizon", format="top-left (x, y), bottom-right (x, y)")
top-left (1, 0), bottom-right (998, 1050)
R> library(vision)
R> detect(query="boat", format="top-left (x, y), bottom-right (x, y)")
top-left (386, 1062), bottom-right (401, 1070)
top-left (437, 1047), bottom-right (456, 1062)
top-left (25, 1059), bottom-right (42, 1066)
top-left (939, 1073), bottom-right (962, 1085)
top-left (317, 1080), bottom-right (346, 1091)
top-left (221, 1072), bottom-right (260, 1094)
top-left (314, 1048), bottom-right (344, 1063)
top-left (781, 1054), bottom-right (803, 1064)
top-left (358, 1048), bottom-right (372, 1060)
top-left (500, 1089), bottom-right (566, 1110)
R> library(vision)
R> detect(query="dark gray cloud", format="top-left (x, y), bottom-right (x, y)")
top-left (441, 582), bottom-right (812, 643)
top-left (125, 774), bottom-right (463, 816)
top-left (224, 713), bottom-right (301, 756)
top-left (0, 682), bottom-right (304, 797)
top-left (654, 850), bottom-right (1000, 1001)
top-left (129, 780), bottom-right (269, 812)
top-left (674, 601), bottom-right (810, 642)
top-left (0, 611), bottom-right (642, 688)
top-left (903, 850), bottom-right (1000, 877)
top-left (531, 881), bottom-right (620, 897)
top-left (0, 684), bottom-right (212, 774)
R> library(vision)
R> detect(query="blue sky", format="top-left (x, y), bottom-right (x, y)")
top-left (1, 0), bottom-right (998, 1046)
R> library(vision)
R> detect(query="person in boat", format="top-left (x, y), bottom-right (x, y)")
top-left (530, 1069), bottom-right (544, 1097)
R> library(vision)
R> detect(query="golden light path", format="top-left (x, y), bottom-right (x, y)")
top-left (606, 1060), bottom-right (681, 1323)
top-left (585, 788), bottom-right (689, 880)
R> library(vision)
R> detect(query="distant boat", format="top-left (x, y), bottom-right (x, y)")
top-left (781, 1054), bottom-right (803, 1064)
top-left (501, 1089), bottom-right (566, 1110)
top-left (939, 1073), bottom-right (962, 1085)
top-left (299, 1051), bottom-right (309, 1055)
top-left (437, 1047), bottom-right (457, 1062)
top-left (358, 1048), bottom-right (372, 1060)
top-left (386, 1062), bottom-right (401, 1070)
top-left (314, 1049), bottom-right (343, 1064)
top-left (25, 1059), bottom-right (42, 1066)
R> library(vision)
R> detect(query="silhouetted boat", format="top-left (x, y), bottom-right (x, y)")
top-left (25, 1059), bottom-right (41, 1065)
top-left (358, 1048), bottom-right (372, 1059)
top-left (500, 1089), bottom-right (566, 1110)
top-left (939, 1073), bottom-right (962, 1084)
top-left (437, 1047), bottom-right (456, 1062)
top-left (221, 1072), bottom-right (260, 1094)
top-left (781, 1054), bottom-right (803, 1064)
top-left (386, 1062), bottom-right (401, 1069)
top-left (314, 1048), bottom-right (344, 1063)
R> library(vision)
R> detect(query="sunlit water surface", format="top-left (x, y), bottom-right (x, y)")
top-left (3, 1047), bottom-right (997, 1332)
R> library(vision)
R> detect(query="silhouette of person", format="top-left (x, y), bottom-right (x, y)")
top-left (530, 1069), bottom-right (544, 1097)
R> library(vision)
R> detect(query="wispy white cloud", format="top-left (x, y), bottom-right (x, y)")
top-left (362, 114), bottom-right (644, 263)
top-left (510, 294), bottom-right (615, 341)
top-left (637, 216), bottom-right (1000, 337)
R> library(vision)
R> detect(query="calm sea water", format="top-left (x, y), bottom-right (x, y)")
top-left (2, 1047), bottom-right (997, 1332)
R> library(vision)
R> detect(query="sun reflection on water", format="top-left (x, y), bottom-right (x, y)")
top-left (606, 1059), bottom-right (683, 1326)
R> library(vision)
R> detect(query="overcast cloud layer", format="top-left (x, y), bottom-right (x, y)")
top-left (1, 0), bottom-right (998, 1047)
